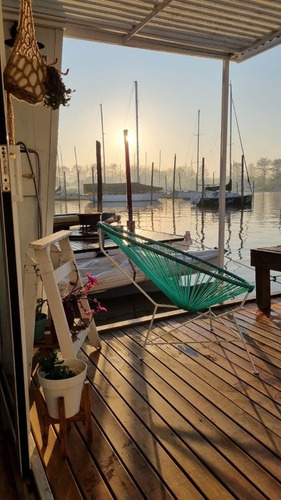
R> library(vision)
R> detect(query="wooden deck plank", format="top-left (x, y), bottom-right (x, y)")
top-left (161, 313), bottom-right (281, 376)
top-left (108, 323), bottom-right (281, 432)
top-left (90, 333), bottom-right (276, 499)
top-left (125, 322), bottom-right (281, 461)
top-left (74, 419), bottom-right (145, 500)
top-left (97, 327), bottom-right (281, 498)
top-left (60, 424), bottom-right (114, 499)
top-left (30, 393), bottom-right (84, 499)
top-left (30, 297), bottom-right (281, 499)
top-left (83, 350), bottom-right (203, 499)
top-left (235, 311), bottom-right (281, 350)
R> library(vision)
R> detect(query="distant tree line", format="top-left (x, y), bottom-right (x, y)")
top-left (250, 157), bottom-right (281, 191)
top-left (56, 156), bottom-right (281, 193)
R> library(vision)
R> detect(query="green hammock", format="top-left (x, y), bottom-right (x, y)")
top-left (97, 222), bottom-right (257, 374)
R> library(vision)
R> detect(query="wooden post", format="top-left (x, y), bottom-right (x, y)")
top-left (241, 154), bottom-right (244, 207)
top-left (91, 166), bottom-right (95, 206)
top-left (172, 154), bottom-right (176, 201)
top-left (96, 140), bottom-right (103, 213)
top-left (150, 162), bottom-right (154, 203)
top-left (124, 130), bottom-right (134, 232)
top-left (63, 170), bottom-right (67, 202)
top-left (74, 146), bottom-right (81, 211)
top-left (201, 157), bottom-right (205, 207)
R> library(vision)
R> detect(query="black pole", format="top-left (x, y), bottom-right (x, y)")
top-left (150, 162), bottom-right (154, 203)
top-left (201, 157), bottom-right (205, 207)
top-left (241, 154), bottom-right (244, 207)
top-left (172, 154), bottom-right (176, 200)
top-left (124, 130), bottom-right (134, 231)
top-left (91, 166), bottom-right (95, 206)
top-left (96, 141), bottom-right (103, 213)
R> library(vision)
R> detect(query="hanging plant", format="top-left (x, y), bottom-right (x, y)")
top-left (43, 63), bottom-right (74, 110)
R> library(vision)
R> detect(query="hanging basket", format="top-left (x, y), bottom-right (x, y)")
top-left (3, 0), bottom-right (46, 105)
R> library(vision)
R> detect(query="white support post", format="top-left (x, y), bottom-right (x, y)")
top-left (218, 58), bottom-right (230, 268)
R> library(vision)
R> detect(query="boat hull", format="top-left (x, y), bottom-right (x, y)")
top-left (193, 191), bottom-right (252, 208)
top-left (86, 192), bottom-right (163, 203)
top-left (70, 246), bottom-right (220, 296)
top-left (178, 190), bottom-right (200, 200)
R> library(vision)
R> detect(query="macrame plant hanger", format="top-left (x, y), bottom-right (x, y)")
top-left (4, 0), bottom-right (46, 145)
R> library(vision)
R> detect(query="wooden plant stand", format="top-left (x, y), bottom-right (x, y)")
top-left (24, 230), bottom-right (101, 376)
top-left (34, 381), bottom-right (92, 458)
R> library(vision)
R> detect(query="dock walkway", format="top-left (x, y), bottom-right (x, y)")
top-left (70, 227), bottom-right (187, 253)
top-left (30, 296), bottom-right (281, 499)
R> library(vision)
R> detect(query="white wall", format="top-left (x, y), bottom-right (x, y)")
top-left (3, 20), bottom-right (63, 272)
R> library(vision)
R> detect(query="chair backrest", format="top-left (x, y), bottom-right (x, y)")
top-left (98, 222), bottom-right (254, 312)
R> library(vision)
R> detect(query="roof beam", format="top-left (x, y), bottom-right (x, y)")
top-left (123, 0), bottom-right (173, 43)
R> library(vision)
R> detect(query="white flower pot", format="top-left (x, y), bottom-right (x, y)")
top-left (38, 358), bottom-right (87, 419)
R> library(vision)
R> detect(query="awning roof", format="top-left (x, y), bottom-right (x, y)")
top-left (3, 0), bottom-right (281, 62)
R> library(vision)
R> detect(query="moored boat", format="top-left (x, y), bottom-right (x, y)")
top-left (190, 85), bottom-right (253, 210)
top-left (83, 181), bottom-right (164, 204)
top-left (191, 189), bottom-right (252, 208)
top-left (66, 231), bottom-right (220, 297)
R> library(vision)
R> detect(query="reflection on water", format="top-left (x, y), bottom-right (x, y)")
top-left (55, 191), bottom-right (281, 292)
top-left (225, 211), bottom-right (232, 256)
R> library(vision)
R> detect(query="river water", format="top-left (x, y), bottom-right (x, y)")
top-left (55, 191), bottom-right (281, 294)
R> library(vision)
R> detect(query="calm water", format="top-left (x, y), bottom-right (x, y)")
top-left (55, 191), bottom-right (281, 293)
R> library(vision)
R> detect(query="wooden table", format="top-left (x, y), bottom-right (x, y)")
top-left (250, 245), bottom-right (281, 311)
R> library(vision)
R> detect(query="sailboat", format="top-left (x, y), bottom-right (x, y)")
top-left (84, 82), bottom-right (163, 204)
top-left (178, 110), bottom-right (202, 200)
top-left (191, 84), bottom-right (253, 209)
top-left (193, 177), bottom-right (252, 208)
top-left (83, 182), bottom-right (163, 204)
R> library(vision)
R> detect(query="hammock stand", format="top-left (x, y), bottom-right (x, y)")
top-left (97, 222), bottom-right (258, 374)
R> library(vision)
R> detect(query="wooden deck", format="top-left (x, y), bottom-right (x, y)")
top-left (30, 297), bottom-right (281, 499)
top-left (70, 227), bottom-right (187, 253)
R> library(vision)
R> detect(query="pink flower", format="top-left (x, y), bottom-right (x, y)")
top-left (85, 273), bottom-right (99, 286)
top-left (82, 282), bottom-right (94, 293)
top-left (97, 305), bottom-right (107, 312)
top-left (85, 304), bottom-right (107, 315)
top-left (61, 273), bottom-right (106, 329)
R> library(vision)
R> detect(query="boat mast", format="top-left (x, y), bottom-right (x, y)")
top-left (56, 147), bottom-right (62, 189)
top-left (196, 109), bottom-right (200, 192)
top-left (100, 103), bottom-right (106, 183)
top-left (229, 83), bottom-right (232, 185)
top-left (134, 80), bottom-right (140, 183)
top-left (74, 146), bottom-right (81, 209)
top-left (159, 149), bottom-right (161, 186)
top-left (232, 93), bottom-right (253, 193)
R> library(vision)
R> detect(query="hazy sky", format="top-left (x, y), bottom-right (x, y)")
top-left (58, 37), bottom-right (281, 177)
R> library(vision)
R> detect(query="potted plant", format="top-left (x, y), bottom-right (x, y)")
top-left (60, 273), bottom-right (107, 335)
top-left (38, 274), bottom-right (105, 418)
top-left (37, 350), bottom-right (87, 419)
top-left (34, 298), bottom-right (48, 342)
